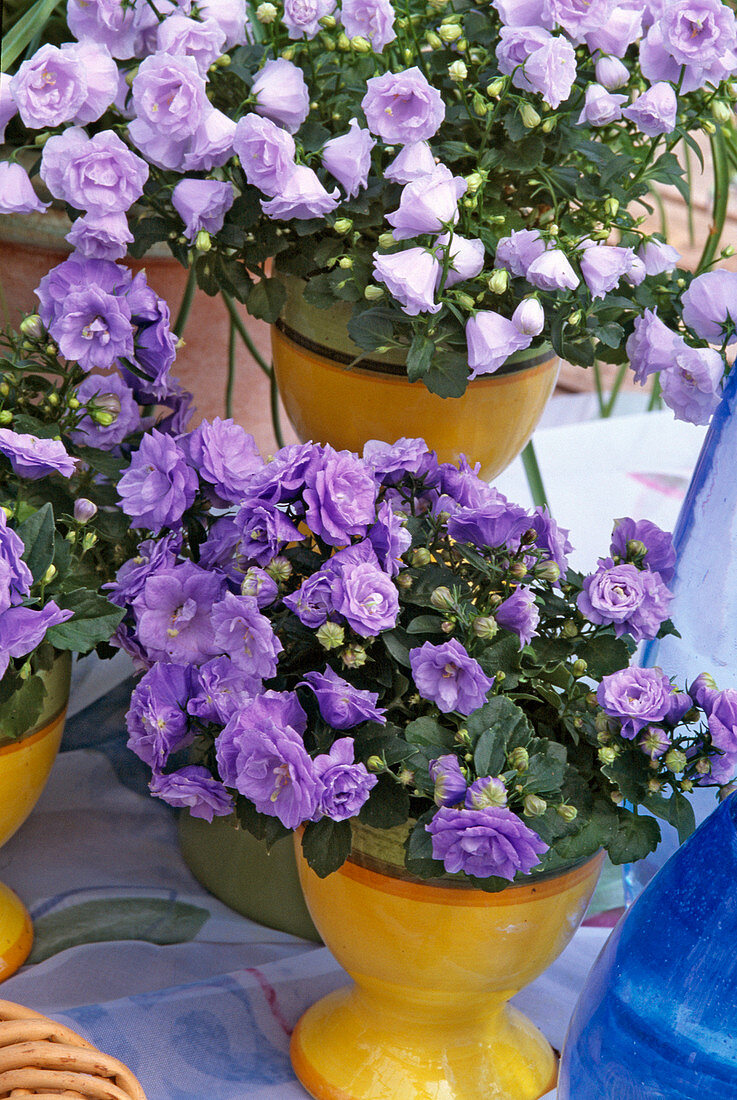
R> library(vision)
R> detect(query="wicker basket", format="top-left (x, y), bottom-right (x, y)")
top-left (0, 1001), bottom-right (147, 1099)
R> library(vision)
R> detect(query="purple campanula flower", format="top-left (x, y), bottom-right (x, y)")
top-left (372, 248), bottom-right (442, 316)
top-left (465, 311), bottom-right (531, 380)
top-left (448, 494), bottom-right (530, 550)
top-left (410, 638), bottom-right (494, 715)
top-left (10, 42), bottom-right (112, 129)
top-left (0, 429), bottom-right (77, 479)
top-left (126, 662), bottom-right (193, 770)
top-left (0, 162), bottom-right (49, 215)
top-left (640, 0), bottom-right (737, 93)
top-left (698, 747), bottom-right (737, 786)
top-left (322, 118), bottom-right (375, 199)
top-left (434, 233), bottom-right (485, 288)
top-left (157, 13), bottom-right (227, 75)
top-left (610, 517), bottom-right (676, 583)
top-left (495, 586), bottom-right (540, 647)
top-left (0, 512), bottom-right (32, 614)
top-left (67, 0), bottom-right (138, 58)
top-left (234, 499), bottom-right (305, 567)
top-left (362, 67), bottom-right (444, 144)
top-left (682, 270), bottom-right (737, 344)
top-left (182, 417), bottom-right (263, 505)
top-left (577, 83), bottom-right (627, 127)
top-left (149, 766), bottom-right (233, 822)
top-left (639, 239), bottom-right (680, 276)
top-left (494, 229), bottom-right (547, 278)
top-left (41, 128), bottom-right (148, 215)
top-left (241, 568), bottom-right (278, 609)
top-left (578, 558), bottom-right (672, 642)
top-left (50, 285), bottom-right (134, 372)
top-left (35, 255), bottom-right (131, 330)
top-left (283, 571), bottom-right (335, 628)
top-left (181, 107), bottom-right (237, 173)
top-left (387, 164), bottom-right (466, 241)
top-left (117, 431), bottom-right (198, 532)
top-left (66, 212), bottom-right (134, 261)
top-left (172, 179), bottom-right (235, 243)
top-left (465, 775), bottom-right (507, 809)
top-left (69, 373), bottom-right (141, 450)
top-left (426, 805), bottom-right (548, 880)
top-left (313, 738), bottom-right (378, 821)
top-left (0, 602), bottom-right (74, 678)
top-left (526, 250), bottom-right (579, 291)
top-left (585, 6), bottom-right (643, 56)
top-left (136, 561), bottom-right (225, 664)
top-left (304, 445), bottom-right (377, 546)
top-left (73, 498), bottom-right (97, 524)
top-left (332, 557), bottom-right (400, 636)
top-left (626, 310), bottom-right (684, 386)
top-left (252, 58), bottom-right (310, 133)
top-left (546, 0), bottom-right (612, 39)
top-left (689, 671), bottom-right (720, 714)
top-left (429, 754), bottom-right (467, 807)
top-left (300, 665), bottom-right (386, 728)
top-left (0, 74), bottom-right (17, 142)
top-left (368, 500), bottom-right (412, 576)
top-left (129, 54), bottom-right (208, 170)
top-left (106, 533), bottom-right (181, 609)
top-left (660, 345), bottom-right (723, 425)
top-left (597, 666), bottom-right (676, 739)
top-left (512, 298), bottom-right (544, 336)
top-left (497, 26), bottom-right (552, 92)
top-left (385, 141), bottom-right (436, 184)
top-left (198, 0), bottom-right (249, 49)
top-left (262, 165), bottom-right (340, 220)
top-left (523, 35), bottom-right (577, 109)
top-left (188, 656), bottom-right (255, 724)
top-left (639, 726), bottom-right (672, 760)
top-left (438, 457), bottom-right (498, 510)
top-left (362, 437), bottom-right (438, 485)
top-left (283, 0), bottom-right (336, 39)
top-left (580, 244), bottom-right (634, 299)
top-left (211, 591), bottom-right (283, 681)
top-left (233, 114), bottom-right (297, 196)
top-left (595, 55), bottom-right (629, 90)
top-left (623, 82), bottom-right (677, 137)
top-left (244, 441), bottom-right (320, 505)
top-left (707, 689), bottom-right (737, 756)
top-left (494, 0), bottom-right (551, 25)
top-left (341, 0), bottom-right (396, 50)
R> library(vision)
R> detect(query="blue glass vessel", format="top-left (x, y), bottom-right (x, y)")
top-left (559, 793), bottom-right (737, 1099)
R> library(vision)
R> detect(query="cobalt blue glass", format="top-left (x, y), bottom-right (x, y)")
top-left (559, 793), bottom-right (737, 1099)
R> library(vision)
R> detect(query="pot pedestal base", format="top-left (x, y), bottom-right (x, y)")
top-left (291, 983), bottom-right (557, 1100)
top-left (0, 882), bottom-right (33, 982)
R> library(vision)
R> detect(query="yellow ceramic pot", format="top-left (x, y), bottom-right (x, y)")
top-left (271, 276), bottom-right (558, 480)
top-left (0, 652), bottom-right (71, 982)
top-left (291, 822), bottom-right (603, 1100)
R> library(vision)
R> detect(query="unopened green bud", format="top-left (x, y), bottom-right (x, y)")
top-left (568, 310), bottom-right (583, 327)
top-left (520, 103), bottom-right (541, 129)
top-left (338, 256), bottom-right (353, 269)
top-left (438, 22), bottom-right (462, 42)
top-left (364, 284), bottom-right (384, 300)
top-left (216, 54), bottom-right (231, 67)
top-left (541, 117), bottom-right (556, 133)
top-left (320, 33), bottom-right (336, 49)
top-left (456, 38), bottom-right (467, 51)
top-left (680, 777), bottom-right (694, 792)
top-left (316, 622), bottom-right (345, 650)
top-left (256, 1), bottom-right (278, 21)
top-left (81, 531), bottom-right (98, 551)
top-left (342, 644), bottom-right (368, 669)
top-left (648, 778), bottom-right (663, 794)
top-left (453, 291), bottom-right (476, 311)
top-left (47, 392), bottom-right (60, 407)
top-left (351, 35), bottom-right (372, 51)
top-left (562, 620), bottom-right (579, 638)
top-left (411, 547), bottom-right (432, 567)
top-left (486, 77), bottom-right (505, 97)
top-left (472, 615), bottom-right (498, 640)
top-left (472, 92), bottom-right (488, 117)
top-left (440, 620), bottom-right (455, 634)
top-left (664, 749), bottom-right (688, 774)
top-left (281, 46), bottom-right (297, 59)
top-left (524, 794), bottom-right (547, 817)
top-left (125, 67), bottom-right (139, 86)
top-left (598, 746), bottom-right (618, 765)
top-left (195, 230), bottom-right (212, 253)
top-left (45, 344), bottom-right (57, 356)
top-left (712, 100), bottom-right (733, 125)
top-left (611, 789), bottom-right (624, 804)
top-left (703, 119), bottom-right (717, 134)
top-left (93, 411), bottom-right (116, 427)
top-left (430, 585), bottom-right (455, 611)
top-left (448, 60), bottom-right (468, 82)
top-left (319, 11), bottom-right (336, 25)
top-left (334, 218), bottom-right (353, 234)
top-left (19, 314), bottom-right (44, 341)
top-left (626, 538), bottom-right (648, 562)
top-left (0, 411), bottom-right (11, 426)
top-left (723, 244), bottom-right (735, 258)
top-left (487, 269), bottom-right (509, 294)
top-left (695, 757), bottom-right (711, 775)
top-left (535, 560), bottom-right (561, 583)
top-left (377, 232), bottom-right (395, 250)
top-left (604, 197), bottom-right (620, 217)
top-left (67, 397), bottom-right (80, 410)
top-left (509, 561), bottom-right (527, 579)
top-left (509, 746), bottom-right (529, 772)
top-left (366, 755), bottom-right (385, 772)
top-left (465, 172), bottom-right (483, 195)
top-left (266, 555), bottom-right (292, 583)
top-left (557, 804), bottom-right (578, 822)
top-left (425, 30), bottom-right (443, 48)
top-left (0, 383), bottom-right (8, 397)
top-left (18, 660), bottom-right (32, 681)
top-left (572, 659), bottom-right (587, 677)
top-left (42, 564), bottom-right (57, 585)
top-left (396, 572), bottom-right (413, 589)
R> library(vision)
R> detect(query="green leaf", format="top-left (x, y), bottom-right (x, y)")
top-left (475, 634), bottom-right (523, 688)
top-left (465, 696), bottom-right (533, 750)
top-left (382, 629), bottom-right (412, 667)
top-left (302, 272), bottom-right (336, 309)
top-left (18, 502), bottom-right (55, 583)
top-left (301, 818), bottom-right (352, 877)
top-left (0, 673), bottom-right (46, 746)
top-left (404, 716), bottom-right (454, 749)
top-left (128, 216), bottom-right (171, 260)
top-left (422, 352), bottom-right (468, 398)
top-left (45, 590), bottom-right (123, 653)
top-left (74, 446), bottom-right (126, 481)
top-left (577, 633), bottom-right (632, 678)
top-left (607, 810), bottom-right (661, 865)
top-left (525, 742), bottom-right (567, 793)
top-left (554, 803), bottom-right (618, 862)
top-left (406, 614), bottom-right (445, 635)
top-left (2, 0), bottom-right (61, 71)
top-left (404, 810), bottom-right (446, 878)
top-left (646, 790), bottom-right (696, 845)
top-left (406, 335), bottom-right (435, 383)
top-left (358, 775), bottom-right (410, 828)
top-left (234, 796), bottom-right (290, 846)
top-left (347, 306), bottom-right (397, 351)
top-left (246, 277), bottom-right (287, 323)
top-left (473, 725), bottom-right (507, 778)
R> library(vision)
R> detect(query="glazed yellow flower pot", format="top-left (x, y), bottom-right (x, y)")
top-left (271, 276), bottom-right (558, 480)
top-left (0, 653), bottom-right (71, 982)
top-left (291, 823), bottom-right (603, 1100)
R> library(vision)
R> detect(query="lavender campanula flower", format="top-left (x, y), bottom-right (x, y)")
top-left (639, 239), bottom-right (680, 276)
top-left (197, 0), bottom-right (249, 49)
top-left (495, 586), bottom-right (540, 647)
top-left (234, 499), bottom-right (305, 567)
top-left (303, 445), bottom-right (377, 546)
top-left (262, 165), bottom-right (340, 220)
top-left (0, 162), bottom-right (49, 215)
top-left (129, 54), bottom-right (208, 169)
top-left (528, 506), bottom-right (572, 575)
top-left (512, 298), bottom-right (544, 336)
top-left (610, 517), bottom-right (676, 583)
top-left (362, 67), bottom-right (445, 144)
top-left (283, 571), bottom-right (335, 627)
top-left (465, 775), bottom-right (507, 809)
top-left (577, 83), bottom-right (627, 126)
top-left (135, 561), bottom-right (225, 664)
top-left (69, 373), bottom-right (141, 450)
top-left (322, 119), bottom-right (375, 198)
top-left (117, 430), bottom-right (198, 532)
top-left (341, 0), bottom-right (396, 50)
top-left (595, 55), bottom-right (629, 90)
top-left (625, 310), bottom-right (685, 386)
top-left (585, 6), bottom-right (642, 56)
top-left (188, 656), bottom-right (255, 724)
top-left (172, 180), bottom-right (235, 242)
top-left (368, 500), bottom-right (412, 575)
top-left (50, 285), bottom-right (134, 371)
top-left (580, 244), bottom-right (634, 299)
top-left (105, 533), bottom-right (181, 609)
top-left (0, 602), bottom-right (74, 679)
top-left (65, 212), bottom-right (134, 261)
top-left (332, 558), bottom-right (400, 636)
top-left (640, 0), bottom-right (737, 93)
top-left (447, 494), bottom-right (530, 550)
top-left (623, 82), bottom-right (678, 137)
top-left (178, 106), bottom-right (236, 173)
top-left (496, 26), bottom-right (552, 92)
top-left (234, 114), bottom-right (297, 196)
top-left (0, 74), bottom-right (17, 142)
top-left (545, 0), bottom-right (612, 39)
top-left (73, 498), bottom-right (97, 524)
top-left (0, 429), bottom-right (77, 479)
top-left (9, 41), bottom-right (116, 128)
top-left (67, 0), bottom-right (139, 59)
top-left (211, 591), bottom-right (283, 681)
top-left (385, 141), bottom-right (437, 183)
top-left (426, 805), bottom-right (548, 880)
top-left (149, 766), bottom-right (233, 822)
top-left (494, 229), bottom-right (547, 277)
top-left (372, 248), bottom-right (442, 316)
top-left (300, 666), bottom-right (387, 728)
top-left (387, 164), bottom-right (466, 240)
top-left (465, 311), bottom-right (531, 380)
top-left (523, 36), bottom-right (577, 109)
top-left (639, 726), bottom-right (672, 760)
top-left (493, 0), bottom-right (551, 26)
top-left (182, 417), bottom-right (263, 505)
top-left (313, 738), bottom-right (378, 821)
top-left (681, 270), bottom-right (737, 344)
top-left (363, 436), bottom-right (439, 484)
top-left (34, 255), bottom-right (131, 329)
top-left (429, 754), bottom-right (467, 806)
top-left (578, 558), bottom-right (672, 642)
top-left (434, 233), bottom-right (485, 288)
top-left (283, 0), bottom-right (336, 39)
top-left (252, 58), bottom-right (310, 133)
top-left (660, 345), bottom-right (724, 425)
top-left (41, 128), bottom-right (149, 215)
top-left (126, 662), bottom-right (194, 770)
top-left (526, 250), bottom-right (580, 291)
top-left (410, 638), bottom-right (494, 715)
top-left (597, 666), bottom-right (676, 739)
top-left (689, 672), bottom-right (720, 714)
top-left (241, 568), bottom-right (278, 609)
top-left (0, 511), bottom-right (32, 614)
top-left (707, 690), bottom-right (737, 759)
top-left (157, 13), bottom-right (227, 75)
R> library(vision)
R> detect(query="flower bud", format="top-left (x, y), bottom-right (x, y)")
top-left (472, 92), bottom-right (488, 116)
top-left (45, 344), bottom-right (57, 356)
top-left (512, 298), bottom-right (544, 336)
top-left (366, 755), bottom-right (385, 772)
top-left (626, 539), bottom-right (647, 562)
top-left (74, 498), bottom-right (98, 524)
top-left (377, 232), bottom-right (395, 250)
top-left (509, 746), bottom-right (529, 772)
top-left (448, 59), bottom-right (468, 82)
top-left (351, 35), bottom-right (372, 51)
top-left (41, 563), bottom-right (57, 585)
top-left (595, 55), bottom-right (629, 90)
top-left (338, 256), bottom-right (353, 269)
top-left (81, 531), bottom-right (97, 551)
top-left (0, 411), bottom-right (11, 426)
top-left (568, 310), bottom-right (583, 327)
top-left (316, 622), bottom-right (345, 650)
top-left (334, 218), bottom-right (353, 234)
top-left (19, 314), bottom-right (45, 341)
top-left (265, 555), bottom-right (292, 583)
top-left (410, 547), bottom-right (431, 567)
top-left (342, 644), bottom-right (368, 669)
top-left (664, 749), bottom-right (688, 773)
top-left (453, 291), bottom-right (476, 311)
top-left (430, 585), bottom-right (455, 611)
top-left (523, 794), bottom-right (547, 817)
top-left (438, 22), bottom-right (462, 42)
top-left (472, 615), bottom-right (498, 640)
top-left (486, 77), bottom-right (505, 97)
top-left (611, 789), bottom-right (624, 804)
top-left (562, 620), bottom-right (579, 638)
top-left (319, 12), bottom-right (336, 25)
top-left (89, 392), bottom-right (121, 425)
top-left (598, 746), bottom-right (618, 765)
top-left (534, 560), bottom-right (560, 583)
top-left (256, 1), bottom-right (278, 20)
top-left (723, 245), bottom-right (735, 258)
top-left (695, 757), bottom-right (711, 775)
top-left (572, 659), bottom-right (587, 677)
top-left (509, 561), bottom-right (527, 579)
top-left (541, 117), bottom-right (556, 133)
top-left (712, 100), bottom-right (733, 125)
top-left (680, 777), bottom-right (693, 792)
top-left (648, 778), bottom-right (663, 794)
top-left (604, 196), bottom-right (620, 218)
top-left (487, 269), bottom-right (509, 294)
top-left (336, 32), bottom-right (351, 49)
top-left (282, 46), bottom-right (296, 59)
top-left (520, 103), bottom-right (541, 129)
top-left (702, 120), bottom-right (717, 134)
top-left (364, 284), bottom-right (384, 300)
top-left (465, 172), bottom-right (483, 194)
top-left (467, 775), bottom-right (507, 809)
top-left (557, 803), bottom-right (578, 822)
top-left (195, 230), bottom-right (212, 253)
top-left (396, 572), bottom-right (413, 589)
top-left (719, 781), bottom-right (737, 801)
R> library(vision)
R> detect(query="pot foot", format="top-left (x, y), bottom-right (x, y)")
top-left (0, 881), bottom-right (33, 982)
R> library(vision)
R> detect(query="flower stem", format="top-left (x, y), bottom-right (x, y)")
top-left (221, 291), bottom-right (272, 378)
top-left (270, 365), bottom-right (285, 449)
top-left (696, 126), bottom-right (729, 275)
top-left (521, 440), bottom-right (548, 509)
top-left (173, 262), bottom-right (198, 339)
top-left (602, 363), bottom-right (629, 418)
top-left (226, 314), bottom-right (236, 419)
